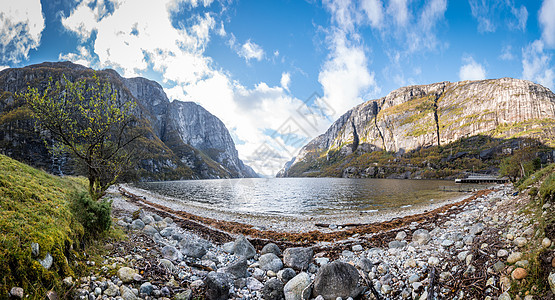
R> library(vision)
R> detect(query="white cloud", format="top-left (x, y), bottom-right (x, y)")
top-left (522, 40), bottom-right (554, 90)
top-left (540, 0), bottom-right (555, 48)
top-left (0, 0), bottom-right (45, 63)
top-left (59, 46), bottom-right (93, 67)
top-left (387, 0), bottom-right (409, 27)
top-left (237, 40), bottom-right (264, 62)
top-left (459, 56), bottom-right (487, 81)
top-left (216, 21), bottom-right (226, 37)
top-left (499, 45), bottom-right (515, 61)
top-left (0, 65), bottom-right (9, 71)
top-left (280, 72), bottom-right (291, 91)
top-left (361, 0), bottom-right (384, 28)
top-left (469, 0), bottom-right (528, 33)
top-left (469, 0), bottom-right (497, 33)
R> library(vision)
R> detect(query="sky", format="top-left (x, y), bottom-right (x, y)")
top-left (1, 0), bottom-right (555, 176)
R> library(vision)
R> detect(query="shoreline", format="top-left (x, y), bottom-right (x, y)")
top-left (118, 183), bottom-right (472, 234)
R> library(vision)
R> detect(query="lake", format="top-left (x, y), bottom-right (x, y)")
top-left (132, 178), bottom-right (464, 217)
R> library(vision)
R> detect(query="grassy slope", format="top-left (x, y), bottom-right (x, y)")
top-left (0, 154), bottom-right (86, 297)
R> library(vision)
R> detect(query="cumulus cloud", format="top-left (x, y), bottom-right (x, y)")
top-left (237, 40), bottom-right (264, 62)
top-left (0, 0), bottom-right (45, 64)
top-left (280, 72), bottom-right (291, 91)
top-left (540, 0), bottom-right (555, 48)
top-left (522, 40), bottom-right (554, 90)
top-left (59, 46), bottom-right (93, 67)
top-left (459, 56), bottom-right (487, 81)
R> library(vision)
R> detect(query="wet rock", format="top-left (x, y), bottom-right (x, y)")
top-left (205, 271), bottom-right (232, 300)
top-left (246, 277), bottom-right (264, 291)
top-left (180, 240), bottom-right (207, 258)
top-left (223, 257), bottom-right (247, 278)
top-left (131, 219), bottom-right (145, 230)
top-left (283, 272), bottom-right (312, 300)
top-left (283, 247), bottom-right (313, 270)
top-left (139, 282), bottom-right (154, 295)
top-left (412, 229), bottom-right (431, 245)
top-left (31, 242), bottom-right (39, 257)
top-left (507, 252), bottom-right (523, 264)
top-left (39, 253), bottom-right (53, 270)
top-left (511, 268), bottom-right (527, 280)
top-left (232, 235), bottom-right (256, 259)
top-left (262, 243), bottom-right (282, 256)
top-left (161, 245), bottom-right (182, 261)
top-left (10, 287), bottom-right (23, 299)
top-left (278, 268), bottom-right (297, 283)
top-left (260, 253), bottom-right (284, 272)
top-left (143, 225), bottom-right (158, 236)
top-left (312, 261), bottom-right (362, 300)
top-left (262, 278), bottom-right (285, 300)
top-left (117, 267), bottom-right (137, 283)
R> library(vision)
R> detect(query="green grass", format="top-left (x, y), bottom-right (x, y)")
top-left (0, 154), bottom-right (87, 298)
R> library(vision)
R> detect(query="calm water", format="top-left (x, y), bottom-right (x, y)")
top-left (133, 178), bottom-right (464, 217)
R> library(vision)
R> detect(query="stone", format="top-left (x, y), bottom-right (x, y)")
top-left (352, 245), bottom-right (363, 251)
top-left (139, 282), bottom-right (154, 295)
top-left (506, 233), bottom-right (514, 240)
top-left (62, 276), bottom-right (73, 287)
top-left (39, 253), bottom-right (53, 270)
top-left (523, 227), bottom-right (535, 237)
top-left (381, 284), bottom-right (392, 294)
top-left (507, 252), bottom-right (523, 264)
top-left (159, 227), bottom-right (174, 237)
top-left (470, 223), bottom-right (484, 235)
top-left (10, 287), bottom-right (24, 299)
top-left (412, 229), bottom-right (431, 245)
top-left (404, 258), bottom-right (417, 269)
top-left (315, 257), bottom-right (329, 266)
top-left (260, 253), bottom-right (284, 272)
top-left (222, 242), bottom-right (234, 253)
top-left (45, 290), bottom-right (58, 300)
top-left (232, 235), bottom-right (256, 259)
top-left (552, 257), bottom-right (555, 268)
top-left (161, 245), bottom-right (182, 261)
top-left (499, 292), bottom-right (512, 300)
top-left (131, 219), bottom-right (145, 230)
top-left (515, 260), bottom-right (529, 268)
top-left (511, 268), bottom-right (527, 280)
top-left (396, 231), bottom-right (407, 240)
top-left (262, 278), bottom-right (285, 300)
top-left (143, 225), bottom-right (158, 236)
top-left (122, 289), bottom-right (137, 300)
top-left (428, 256), bottom-right (440, 266)
top-left (356, 258), bottom-right (374, 272)
top-left (388, 240), bottom-right (407, 249)
top-left (180, 240), bottom-right (207, 258)
top-left (159, 259), bottom-right (176, 273)
top-left (542, 238), bottom-right (552, 248)
top-left (283, 272), bottom-right (312, 300)
top-left (500, 276), bottom-right (511, 292)
top-left (549, 272), bottom-right (555, 293)
top-left (31, 242), bottom-right (39, 257)
top-left (262, 243), bottom-right (282, 256)
top-left (104, 283), bottom-right (119, 297)
top-left (463, 235), bottom-right (474, 245)
top-left (174, 290), bottom-right (193, 300)
top-left (246, 277), bottom-right (264, 291)
top-left (117, 267), bottom-right (137, 283)
top-left (283, 247), bottom-right (313, 270)
top-left (514, 237), bottom-right (527, 247)
top-left (441, 239), bottom-right (454, 247)
top-left (278, 268), bottom-right (297, 283)
top-left (223, 257), bottom-right (247, 278)
top-left (457, 251), bottom-right (469, 261)
top-left (493, 261), bottom-right (506, 273)
top-left (497, 249), bottom-right (508, 257)
top-left (141, 215), bottom-right (154, 225)
top-left (205, 271), bottom-right (232, 300)
top-left (312, 261), bottom-right (362, 300)
top-left (408, 274), bottom-right (420, 283)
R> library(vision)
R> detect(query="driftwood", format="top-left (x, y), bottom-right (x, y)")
top-left (427, 266), bottom-right (436, 300)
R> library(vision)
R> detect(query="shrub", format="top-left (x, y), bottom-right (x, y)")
top-left (539, 173), bottom-right (555, 205)
top-left (71, 192), bottom-right (112, 238)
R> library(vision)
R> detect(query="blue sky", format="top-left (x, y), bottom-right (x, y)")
top-left (1, 0), bottom-right (555, 176)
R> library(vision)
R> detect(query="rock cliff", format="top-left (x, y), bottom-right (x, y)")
top-left (279, 78), bottom-right (555, 177)
top-left (0, 62), bottom-right (257, 180)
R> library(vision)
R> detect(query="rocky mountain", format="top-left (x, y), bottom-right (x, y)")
top-left (0, 62), bottom-right (257, 180)
top-left (278, 78), bottom-right (555, 178)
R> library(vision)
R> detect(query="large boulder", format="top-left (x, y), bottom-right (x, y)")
top-left (222, 257), bottom-right (248, 278)
top-left (259, 253), bottom-right (284, 272)
top-left (283, 272), bottom-right (312, 300)
top-left (232, 235), bottom-right (256, 259)
top-left (205, 272), bottom-right (232, 300)
top-left (283, 247), bottom-right (313, 270)
top-left (261, 243), bottom-right (282, 256)
top-left (161, 245), bottom-right (182, 261)
top-left (262, 278), bottom-right (285, 300)
top-left (312, 261), bottom-right (362, 300)
top-left (179, 240), bottom-right (207, 258)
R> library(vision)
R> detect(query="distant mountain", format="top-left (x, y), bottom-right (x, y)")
top-left (278, 78), bottom-right (555, 178)
top-left (0, 61), bottom-right (257, 180)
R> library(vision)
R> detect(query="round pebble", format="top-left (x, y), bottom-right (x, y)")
top-left (511, 268), bottom-right (527, 280)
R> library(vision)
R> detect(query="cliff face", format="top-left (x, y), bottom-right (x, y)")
top-left (0, 62), bottom-right (257, 180)
top-left (279, 78), bottom-right (555, 177)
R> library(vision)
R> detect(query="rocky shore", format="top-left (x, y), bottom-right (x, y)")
top-left (35, 184), bottom-right (554, 300)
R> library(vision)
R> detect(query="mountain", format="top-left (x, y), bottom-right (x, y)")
top-left (278, 78), bottom-right (555, 178)
top-left (0, 61), bottom-right (257, 180)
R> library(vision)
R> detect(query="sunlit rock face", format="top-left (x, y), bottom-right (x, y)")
top-left (0, 62), bottom-right (257, 180)
top-left (279, 78), bottom-right (555, 177)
